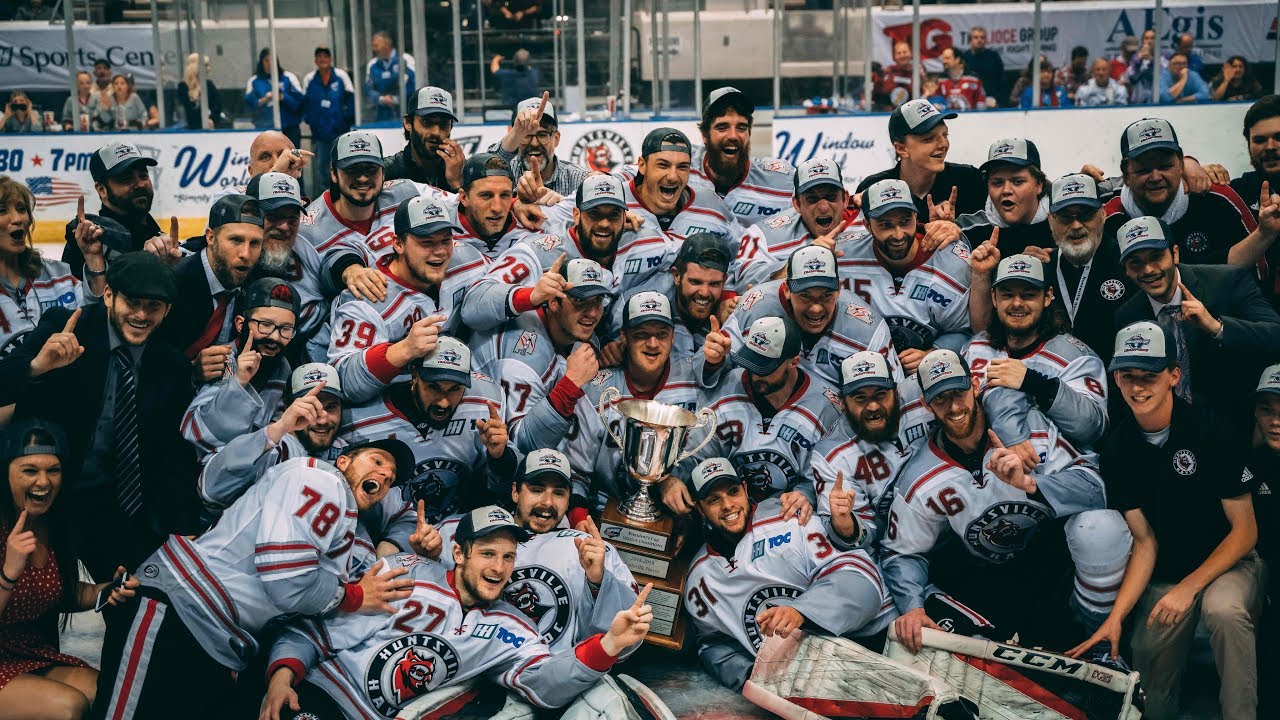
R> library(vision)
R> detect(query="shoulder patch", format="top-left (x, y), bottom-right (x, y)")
top-left (951, 243), bottom-right (971, 262)
top-left (590, 368), bottom-right (615, 386)
top-left (765, 213), bottom-right (794, 230)
top-left (845, 302), bottom-right (873, 323)
top-left (823, 387), bottom-right (842, 411)
top-left (382, 179), bottom-right (405, 189)
top-left (514, 331), bottom-right (538, 356)
top-left (532, 234), bottom-right (563, 252)
top-left (471, 371), bottom-right (494, 383)
top-left (758, 159), bottom-right (791, 174)
top-left (1062, 334), bottom-right (1093, 355)
top-left (739, 288), bottom-right (766, 311)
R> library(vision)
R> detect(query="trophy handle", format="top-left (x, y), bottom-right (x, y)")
top-left (675, 407), bottom-right (719, 464)
top-left (597, 386), bottom-right (625, 449)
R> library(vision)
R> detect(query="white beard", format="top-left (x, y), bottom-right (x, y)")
top-left (1057, 236), bottom-right (1099, 265)
top-left (258, 240), bottom-right (293, 276)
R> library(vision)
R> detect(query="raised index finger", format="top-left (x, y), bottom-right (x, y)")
top-left (77, 195), bottom-right (86, 223)
top-left (834, 471), bottom-right (844, 492)
top-left (634, 582), bottom-right (653, 609)
top-left (710, 314), bottom-right (721, 333)
top-left (986, 429), bottom-right (1005, 449)
top-left (1262, 180), bottom-right (1271, 203)
top-left (62, 307), bottom-right (82, 333)
top-left (306, 381), bottom-right (326, 397)
top-left (488, 401), bottom-right (501, 420)
top-left (549, 252), bottom-right (567, 273)
top-left (170, 215), bottom-right (180, 240)
top-left (948, 186), bottom-right (958, 207)
top-left (535, 91), bottom-right (549, 122)
top-left (13, 509), bottom-right (27, 532)
top-left (416, 499), bottom-right (427, 525)
top-left (1178, 282), bottom-right (1196, 301)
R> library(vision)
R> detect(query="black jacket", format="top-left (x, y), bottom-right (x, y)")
top-left (61, 204), bottom-right (162, 278)
top-left (1115, 263), bottom-right (1280, 424)
top-left (156, 251), bottom-right (225, 360)
top-left (383, 149), bottom-right (452, 190)
top-left (0, 304), bottom-right (201, 548)
top-left (856, 162), bottom-right (987, 220)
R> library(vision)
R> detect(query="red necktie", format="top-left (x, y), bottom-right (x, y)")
top-left (185, 291), bottom-right (231, 359)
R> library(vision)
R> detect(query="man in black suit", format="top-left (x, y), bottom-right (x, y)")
top-left (1115, 215), bottom-right (1280, 426)
top-left (159, 194), bottom-right (265, 382)
top-left (0, 252), bottom-right (200, 581)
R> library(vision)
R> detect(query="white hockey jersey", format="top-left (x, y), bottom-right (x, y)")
top-left (685, 497), bottom-right (895, 690)
top-left (302, 180), bottom-right (449, 277)
top-left (268, 554), bottom-right (619, 717)
top-left (963, 332), bottom-right (1108, 448)
top-left (810, 382), bottom-right (934, 544)
top-left (310, 249), bottom-right (486, 400)
top-left (455, 212), bottom-right (534, 263)
top-left (0, 259), bottom-right (83, 356)
top-left (273, 239), bottom-right (329, 336)
top-left (723, 280), bottom-right (902, 390)
top-left (137, 456), bottom-right (362, 670)
top-left (340, 374), bottom-right (514, 530)
top-left (732, 208), bottom-right (866, 291)
top-left (880, 412), bottom-right (1106, 613)
top-left (690, 150), bottom-right (797, 228)
top-left (180, 351), bottom-right (290, 457)
top-left (834, 231), bottom-right (973, 353)
top-left (618, 172), bottom-right (743, 246)
top-left (196, 428), bottom-right (347, 515)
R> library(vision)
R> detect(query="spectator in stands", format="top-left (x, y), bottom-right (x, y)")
top-left (1161, 53), bottom-right (1210, 105)
top-left (937, 47), bottom-right (993, 110)
top-left (1055, 46), bottom-right (1090, 98)
top-left (61, 72), bottom-right (94, 132)
top-left (1128, 29), bottom-right (1158, 104)
top-left (1174, 33), bottom-right (1205, 76)
top-left (490, 51), bottom-right (541, 112)
top-left (921, 74), bottom-right (945, 111)
top-left (245, 47), bottom-right (306, 147)
top-left (14, 0), bottom-right (54, 21)
top-left (876, 41), bottom-right (919, 109)
top-left (126, 74), bottom-right (160, 130)
top-left (365, 30), bottom-right (415, 123)
top-left (1112, 35), bottom-right (1138, 85)
top-left (176, 54), bottom-right (223, 130)
top-left (1008, 54), bottom-right (1047, 107)
top-left (1075, 58), bottom-right (1129, 107)
top-left (1211, 56), bottom-right (1264, 103)
top-left (1020, 62), bottom-right (1072, 109)
top-left (90, 74), bottom-right (148, 132)
top-left (962, 26), bottom-right (1006, 108)
top-left (0, 92), bottom-right (42, 134)
top-left (490, 0), bottom-right (542, 29)
top-left (91, 59), bottom-right (112, 106)
top-left (302, 46), bottom-right (355, 192)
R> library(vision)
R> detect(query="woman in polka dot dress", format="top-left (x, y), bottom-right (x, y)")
top-left (0, 419), bottom-right (138, 718)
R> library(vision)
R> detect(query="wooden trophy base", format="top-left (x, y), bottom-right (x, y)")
top-left (600, 498), bottom-right (691, 650)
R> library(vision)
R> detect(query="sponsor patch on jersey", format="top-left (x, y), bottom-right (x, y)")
top-left (503, 565), bottom-right (573, 646)
top-left (1173, 449), bottom-right (1197, 475)
top-left (739, 288), bottom-right (765, 311)
top-left (743, 586), bottom-right (804, 649)
top-left (845, 302), bottom-right (873, 323)
top-left (470, 371), bottom-right (493, 383)
top-left (532, 234), bottom-right (563, 252)
top-left (910, 284), bottom-right (953, 307)
top-left (766, 213), bottom-right (795, 230)
top-left (365, 634), bottom-right (460, 715)
top-left (886, 316), bottom-right (938, 352)
top-left (751, 539), bottom-right (766, 559)
top-left (1099, 278), bottom-right (1125, 301)
top-left (964, 501), bottom-right (1052, 563)
top-left (142, 563), bottom-right (159, 579)
top-left (514, 330), bottom-right (537, 356)
top-left (732, 451), bottom-right (799, 501)
top-left (776, 424), bottom-right (813, 450)
top-left (1184, 231), bottom-right (1209, 254)
top-left (733, 201), bottom-right (757, 216)
top-left (569, 129), bottom-right (635, 173)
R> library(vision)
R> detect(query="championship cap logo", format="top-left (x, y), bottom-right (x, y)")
top-left (437, 348), bottom-right (462, 366)
top-left (1139, 125), bottom-right (1163, 142)
top-left (702, 460), bottom-right (724, 475)
top-left (1124, 224), bottom-right (1150, 242)
top-left (428, 91), bottom-right (448, 106)
top-left (992, 142), bottom-right (1015, 157)
top-left (1270, 369), bottom-right (1280, 384)
top-left (639, 297), bottom-right (663, 312)
top-left (580, 265), bottom-right (601, 282)
top-left (488, 507), bottom-right (514, 523)
top-left (538, 454), bottom-right (561, 466)
top-left (1123, 333), bottom-right (1152, 352)
top-left (927, 359), bottom-right (952, 381)
top-left (113, 143), bottom-right (138, 159)
top-left (879, 185), bottom-right (903, 201)
top-left (303, 368), bottom-right (327, 384)
top-left (1061, 179), bottom-right (1085, 195)
top-left (269, 283), bottom-right (293, 302)
top-left (748, 330), bottom-right (773, 352)
top-left (907, 99), bottom-right (937, 124)
top-left (1007, 259), bottom-right (1032, 274)
top-left (808, 162), bottom-right (828, 176)
top-left (849, 359), bottom-right (876, 376)
top-left (271, 178), bottom-right (295, 195)
top-left (802, 256), bottom-right (827, 274)
top-left (347, 136), bottom-right (371, 153)
top-left (417, 201), bottom-right (445, 219)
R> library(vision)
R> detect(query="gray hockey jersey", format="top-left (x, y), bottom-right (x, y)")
top-left (732, 210), bottom-right (866, 291)
top-left (302, 180), bottom-right (448, 281)
top-left (180, 351), bottom-right (290, 457)
top-left (689, 150), bottom-right (796, 228)
top-left (616, 171), bottom-right (743, 247)
top-left (0, 258), bottom-right (83, 356)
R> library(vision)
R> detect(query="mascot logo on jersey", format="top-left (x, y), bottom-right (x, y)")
top-left (1173, 449), bottom-right (1198, 476)
top-left (1099, 279), bottom-right (1125, 301)
top-left (964, 502), bottom-right (1051, 563)
top-left (765, 213), bottom-right (793, 229)
top-left (406, 459), bottom-right (469, 521)
top-left (732, 451), bottom-right (798, 501)
top-left (503, 566), bottom-right (573, 645)
top-left (365, 634), bottom-right (460, 716)
top-left (743, 586), bottom-right (803, 649)
top-left (570, 130), bottom-right (635, 173)
top-left (533, 234), bottom-right (563, 252)
top-left (887, 316), bottom-right (937, 351)
top-left (739, 288), bottom-right (765, 311)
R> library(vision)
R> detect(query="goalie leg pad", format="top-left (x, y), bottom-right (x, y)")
top-left (558, 675), bottom-right (676, 720)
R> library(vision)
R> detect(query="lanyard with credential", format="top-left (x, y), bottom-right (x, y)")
top-left (1056, 258), bottom-right (1093, 326)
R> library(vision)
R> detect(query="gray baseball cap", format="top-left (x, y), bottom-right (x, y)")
top-left (862, 179), bottom-right (917, 219)
top-left (794, 157), bottom-right (844, 195)
top-left (691, 457), bottom-right (740, 500)
top-left (414, 336), bottom-right (472, 387)
top-left (332, 131), bottom-right (384, 170)
top-left (1109, 321), bottom-right (1175, 373)
top-left (1121, 118), bottom-right (1181, 160)
top-left (1049, 173), bottom-right (1101, 214)
top-left (394, 196), bottom-right (461, 237)
top-left (413, 87), bottom-right (458, 121)
top-left (840, 351), bottom-right (894, 395)
top-left (786, 246), bottom-right (840, 293)
top-left (1256, 363), bottom-right (1280, 396)
top-left (623, 291), bottom-right (674, 328)
top-left (993, 254), bottom-right (1048, 289)
top-left (289, 362), bottom-right (342, 399)
top-left (564, 258), bottom-right (615, 300)
top-left (1116, 216), bottom-right (1173, 262)
top-left (732, 316), bottom-right (802, 376)
top-left (521, 448), bottom-right (572, 486)
top-left (576, 173), bottom-right (627, 212)
top-left (245, 172), bottom-right (304, 213)
top-left (917, 349), bottom-right (972, 404)
top-left (455, 505), bottom-right (531, 543)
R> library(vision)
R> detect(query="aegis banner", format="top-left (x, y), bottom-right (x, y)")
top-left (0, 23), bottom-right (178, 90)
top-left (872, 0), bottom-right (1276, 72)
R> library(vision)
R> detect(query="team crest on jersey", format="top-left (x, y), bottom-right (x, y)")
top-left (1099, 279), bottom-right (1125, 301)
top-left (964, 501), bottom-right (1051, 563)
top-left (1173, 449), bottom-right (1197, 475)
top-left (765, 213), bottom-right (794, 230)
top-left (845, 303), bottom-right (873, 323)
top-left (503, 566), bottom-right (573, 646)
top-left (514, 331), bottom-right (538, 356)
top-left (570, 130), bottom-right (635, 173)
top-left (739, 288), bottom-right (765, 311)
top-left (743, 586), bottom-right (804, 649)
top-left (732, 451), bottom-right (798, 500)
top-left (1185, 232), bottom-right (1209, 254)
top-left (533, 234), bottom-right (563, 252)
top-left (887, 316), bottom-right (938, 352)
top-left (364, 634), bottom-right (460, 715)
top-left (471, 371), bottom-right (493, 383)
top-left (405, 458), bottom-right (469, 520)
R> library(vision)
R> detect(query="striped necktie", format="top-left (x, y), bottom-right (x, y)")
top-left (112, 346), bottom-right (143, 516)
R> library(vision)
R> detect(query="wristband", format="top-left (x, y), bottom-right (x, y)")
top-left (0, 578), bottom-right (15, 592)
top-left (85, 265), bottom-right (107, 278)
top-left (339, 581), bottom-right (363, 612)
top-left (0, 567), bottom-right (18, 585)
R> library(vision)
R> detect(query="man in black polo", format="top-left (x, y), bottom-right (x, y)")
top-left (383, 86), bottom-right (465, 191)
top-left (1077, 320), bottom-right (1262, 720)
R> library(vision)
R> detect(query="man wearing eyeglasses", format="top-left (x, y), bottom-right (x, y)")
top-left (492, 95), bottom-right (589, 199)
top-left (181, 278), bottom-right (303, 458)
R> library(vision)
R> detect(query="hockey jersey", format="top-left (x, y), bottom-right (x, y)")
top-left (303, 179), bottom-right (448, 277)
top-left (0, 259), bottom-right (83, 357)
top-left (618, 172), bottom-right (743, 247)
top-left (310, 249), bottom-right (486, 400)
top-left (268, 554), bottom-right (619, 717)
top-left (722, 280), bottom-right (902, 390)
top-left (433, 516), bottom-right (640, 653)
top-left (733, 207), bottom-right (866, 291)
top-left (138, 456), bottom-right (362, 670)
top-left (563, 360), bottom-right (702, 508)
top-left (196, 429), bottom-right (347, 514)
top-left (963, 332), bottom-right (1108, 448)
top-left (689, 148), bottom-right (796, 228)
top-left (880, 412), bottom-right (1106, 613)
top-left (810, 382), bottom-right (934, 544)
top-left (685, 497), bottom-right (895, 690)
top-left (341, 375), bottom-right (514, 530)
top-left (680, 368), bottom-right (844, 504)
top-left (936, 74), bottom-right (987, 111)
top-left (833, 230), bottom-right (973, 354)
top-left (181, 351), bottom-right (290, 457)
top-left (455, 211), bottom-right (534, 263)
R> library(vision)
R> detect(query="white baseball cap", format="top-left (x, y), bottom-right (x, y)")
top-left (840, 351), bottom-right (893, 395)
top-left (888, 98), bottom-right (956, 139)
top-left (980, 138), bottom-right (1041, 172)
top-left (245, 172), bottom-right (304, 212)
top-left (862, 179), bottom-right (917, 219)
top-left (994, 254), bottom-right (1047, 289)
top-left (521, 448), bottom-right (572, 485)
top-left (786, 245), bottom-right (839, 293)
top-left (1109, 321), bottom-right (1175, 373)
top-left (512, 95), bottom-right (556, 124)
top-left (623, 291), bottom-right (674, 328)
top-left (917, 349), bottom-right (972, 404)
top-left (732, 316), bottom-right (802, 376)
top-left (414, 86), bottom-right (458, 121)
top-left (415, 336), bottom-right (471, 387)
top-left (576, 173), bottom-right (627, 212)
top-left (564, 258), bottom-right (614, 300)
top-left (1116, 216), bottom-right (1173, 262)
top-left (1049, 173), bottom-right (1101, 214)
top-left (691, 457), bottom-right (739, 499)
top-left (1257, 363), bottom-right (1280, 395)
top-left (290, 362), bottom-right (342, 398)
top-left (90, 141), bottom-right (158, 183)
top-left (333, 130), bottom-right (383, 169)
top-left (394, 195), bottom-right (461, 237)
top-left (1121, 118), bottom-right (1181, 160)
top-left (794, 157), bottom-right (844, 195)
top-left (455, 505), bottom-right (531, 543)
